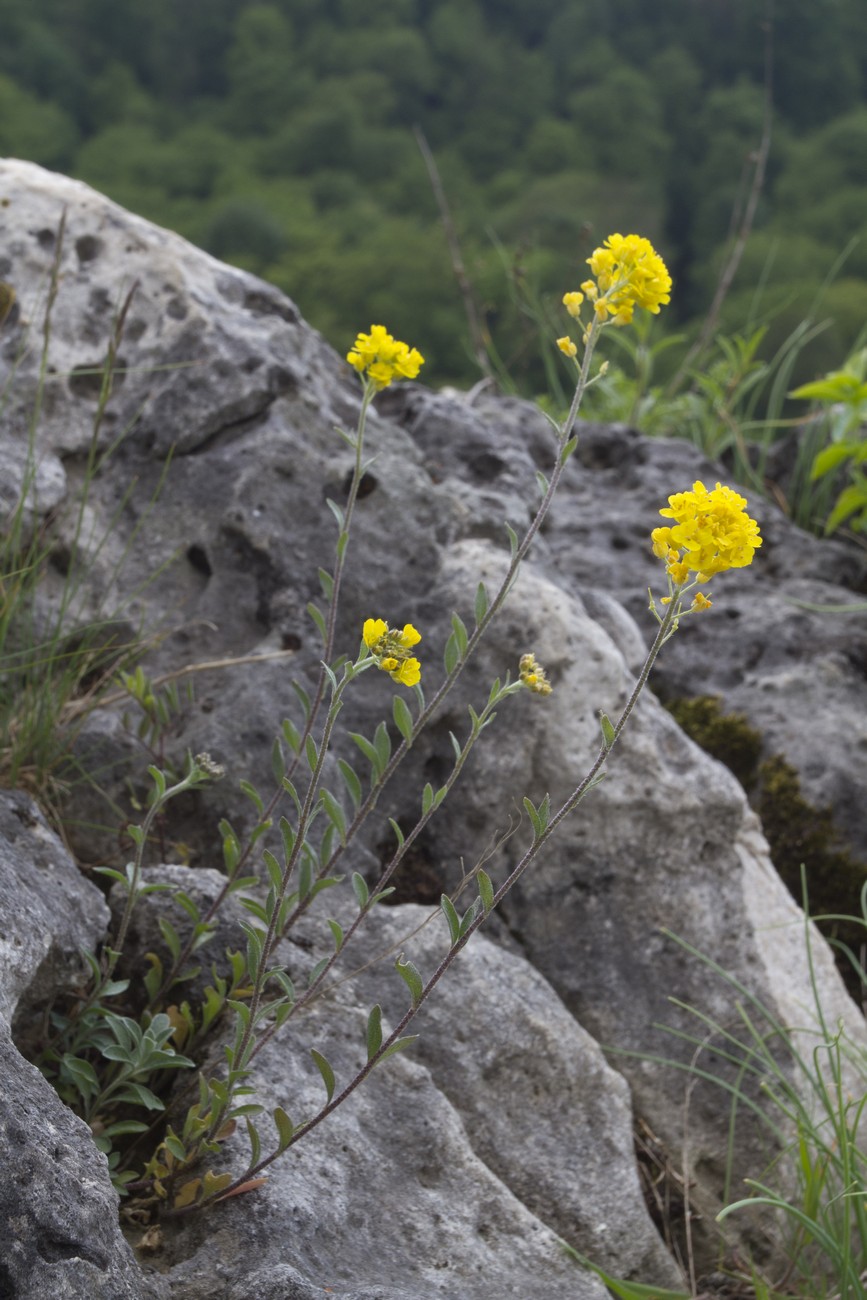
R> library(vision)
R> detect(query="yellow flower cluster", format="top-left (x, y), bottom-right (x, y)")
top-left (347, 325), bottom-right (424, 391)
top-left (560, 234), bottom-right (671, 347)
top-left (651, 481), bottom-right (762, 583)
top-left (518, 653), bottom-right (552, 696)
top-left (362, 618), bottom-right (422, 686)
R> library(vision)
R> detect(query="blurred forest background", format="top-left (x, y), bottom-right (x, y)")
top-left (2, 0), bottom-right (867, 389)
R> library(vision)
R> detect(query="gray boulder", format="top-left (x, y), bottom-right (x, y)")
top-left (1, 157), bottom-right (865, 1293)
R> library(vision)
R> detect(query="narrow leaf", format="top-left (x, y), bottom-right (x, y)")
top-left (352, 871), bottom-right (370, 909)
top-left (310, 1048), bottom-right (336, 1103)
top-left (440, 894), bottom-right (461, 945)
top-left (392, 693), bottom-right (414, 743)
top-left (477, 868), bottom-right (494, 915)
top-left (395, 954), bottom-right (423, 1007)
top-left (366, 1004), bottom-right (383, 1060)
top-left (599, 711), bottom-right (616, 749)
top-left (274, 1106), bottom-right (294, 1151)
top-left (338, 758), bottom-right (362, 810)
top-left (474, 581), bottom-right (489, 626)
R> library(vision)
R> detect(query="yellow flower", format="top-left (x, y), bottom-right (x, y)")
top-left (362, 618), bottom-right (422, 685)
top-left (347, 325), bottom-right (424, 391)
top-left (519, 652), bottom-right (552, 696)
top-left (557, 336), bottom-right (578, 357)
top-left (691, 592), bottom-right (713, 611)
top-left (587, 234), bottom-right (671, 324)
top-left (562, 291), bottom-right (584, 318)
top-left (652, 481), bottom-right (762, 580)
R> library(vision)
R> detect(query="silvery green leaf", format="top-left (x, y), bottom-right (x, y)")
top-left (477, 869), bottom-right (494, 915)
top-left (599, 711), bottom-right (616, 749)
top-left (327, 918), bottom-right (344, 950)
top-left (274, 1106), bottom-right (294, 1151)
top-left (440, 894), bottom-right (460, 945)
top-left (458, 898), bottom-right (482, 938)
top-left (349, 731), bottom-right (379, 777)
top-left (326, 498), bottom-right (345, 529)
top-left (505, 521), bottom-right (519, 559)
top-left (379, 1035), bottom-right (418, 1063)
top-left (535, 469), bottom-right (549, 497)
top-left (392, 693), bottom-right (413, 743)
top-left (305, 735), bottom-right (318, 772)
top-left (239, 780), bottom-right (264, 814)
top-left (292, 681), bottom-right (311, 721)
top-left (352, 871), bottom-right (369, 909)
top-left (366, 1004), bottom-right (383, 1060)
top-left (338, 758), bottom-right (362, 810)
top-left (307, 956), bottom-right (330, 988)
top-left (279, 816), bottom-right (296, 861)
top-left (318, 567), bottom-right (334, 600)
top-left (246, 1116), bottom-right (261, 1167)
top-left (271, 737), bottom-right (286, 784)
top-left (373, 720), bottom-right (391, 771)
top-left (451, 612), bottom-right (468, 656)
top-left (311, 1049), bottom-right (336, 1103)
top-left (157, 917), bottom-right (182, 961)
top-left (449, 731), bottom-right (462, 763)
top-left (320, 789), bottom-right (347, 845)
top-left (281, 718), bottom-right (301, 753)
top-left (443, 631), bottom-right (459, 675)
top-left (388, 818), bottom-right (404, 848)
top-left (421, 782), bottom-right (434, 815)
top-left (395, 954), bottom-right (423, 1007)
top-left (474, 581), bottom-right (489, 626)
top-left (262, 849), bottom-right (282, 892)
top-left (560, 434), bottom-right (578, 465)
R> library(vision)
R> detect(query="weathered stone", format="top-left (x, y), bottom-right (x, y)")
top-left (1, 159), bottom-right (865, 1293)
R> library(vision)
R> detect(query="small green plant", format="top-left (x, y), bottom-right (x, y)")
top-left (790, 347), bottom-right (867, 535)
top-left (573, 877), bottom-right (867, 1299)
top-left (25, 237), bottom-right (765, 1228)
top-left (0, 217), bottom-right (157, 809)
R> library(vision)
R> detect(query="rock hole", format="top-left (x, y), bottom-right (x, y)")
top-left (0, 1263), bottom-right (15, 1295)
top-left (610, 534), bottom-right (630, 550)
top-left (75, 234), bottom-right (103, 263)
top-left (186, 544), bottom-right (212, 578)
top-left (36, 228), bottom-right (55, 250)
top-left (342, 470), bottom-right (378, 500)
top-left (281, 633), bottom-right (301, 651)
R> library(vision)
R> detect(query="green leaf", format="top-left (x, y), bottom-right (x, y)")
top-left (349, 731), bottom-right (380, 777)
top-left (827, 483), bottom-right (867, 533)
top-left (320, 789), bottom-right (347, 845)
top-left (387, 818), bottom-right (405, 849)
top-left (421, 782), bottom-right (434, 815)
top-left (270, 736), bottom-right (286, 784)
top-left (311, 1048), bottom-right (336, 1103)
top-left (443, 632), bottom-right (460, 676)
top-left (599, 711), bottom-right (616, 749)
top-left (474, 581), bottom-right (489, 626)
top-left (307, 601), bottom-right (327, 642)
top-left (352, 871), bottom-right (370, 909)
top-left (450, 612), bottom-right (468, 657)
top-left (307, 956), bottom-right (330, 988)
top-left (327, 918), bottom-right (344, 950)
top-left (366, 1004), bottom-right (383, 1060)
top-left (281, 717), bottom-right (302, 753)
top-left (318, 567), bottom-right (334, 600)
top-left (505, 520), bottom-right (519, 560)
top-left (373, 721), bottom-right (391, 772)
top-left (157, 917), bottom-right (182, 962)
top-left (449, 731), bottom-right (462, 763)
top-left (305, 735), bottom-right (318, 772)
top-left (811, 441), bottom-right (856, 481)
top-left (560, 434), bottom-right (578, 465)
top-left (338, 758), bottom-right (362, 810)
top-left (440, 894), bottom-right (460, 945)
top-left (292, 681), bottom-right (311, 721)
top-left (379, 1035), bottom-right (419, 1063)
top-left (246, 1116), bottom-right (261, 1168)
top-left (262, 849), bottom-right (282, 892)
top-left (274, 1106), bottom-right (294, 1151)
top-left (326, 498), bottom-right (345, 529)
top-left (395, 954), bottom-right (423, 1007)
top-left (239, 780), bottom-right (264, 815)
top-left (458, 898), bottom-right (481, 938)
top-left (477, 868), bottom-right (494, 915)
top-left (535, 469), bottom-right (549, 497)
top-left (117, 1082), bottom-right (164, 1111)
top-left (523, 795), bottom-right (542, 839)
top-left (392, 693), bottom-right (414, 743)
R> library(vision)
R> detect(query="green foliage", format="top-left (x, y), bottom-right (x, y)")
top-left (790, 348), bottom-right (867, 534)
top-left (4, 0), bottom-right (867, 386)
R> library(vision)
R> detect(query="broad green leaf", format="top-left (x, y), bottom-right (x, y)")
top-left (443, 632), bottom-right (460, 676)
top-left (281, 717), bottom-right (302, 753)
top-left (352, 871), bottom-right (370, 909)
top-left (450, 612), bottom-right (468, 656)
top-left (373, 720), bottom-right (391, 771)
top-left (379, 1035), bottom-right (419, 1063)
